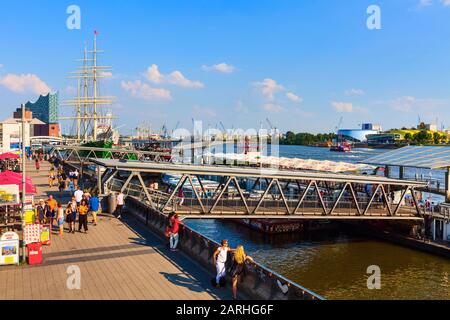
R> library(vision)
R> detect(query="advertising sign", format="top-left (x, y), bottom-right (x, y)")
top-left (25, 195), bottom-right (34, 206)
top-left (25, 210), bottom-right (36, 224)
top-left (0, 185), bottom-right (19, 206)
top-left (40, 225), bottom-right (51, 245)
top-left (24, 224), bottom-right (41, 245)
top-left (0, 232), bottom-right (20, 266)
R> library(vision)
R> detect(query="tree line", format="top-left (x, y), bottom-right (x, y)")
top-left (403, 131), bottom-right (448, 145)
top-left (280, 132), bottom-right (337, 146)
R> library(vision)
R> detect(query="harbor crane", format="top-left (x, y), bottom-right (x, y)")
top-left (171, 121), bottom-right (180, 135)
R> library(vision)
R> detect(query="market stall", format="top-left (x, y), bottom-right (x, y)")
top-left (0, 152), bottom-right (20, 172)
top-left (0, 172), bottom-right (37, 231)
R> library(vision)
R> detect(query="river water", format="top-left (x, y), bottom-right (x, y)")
top-left (185, 145), bottom-right (450, 300)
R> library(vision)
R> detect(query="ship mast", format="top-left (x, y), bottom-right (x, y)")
top-left (60, 31), bottom-right (115, 143)
top-left (76, 78), bottom-right (81, 141)
top-left (83, 43), bottom-right (89, 142)
top-left (93, 33), bottom-right (98, 140)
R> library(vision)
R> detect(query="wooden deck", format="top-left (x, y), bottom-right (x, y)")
top-left (0, 160), bottom-right (227, 300)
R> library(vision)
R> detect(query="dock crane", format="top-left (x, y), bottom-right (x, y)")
top-left (266, 118), bottom-right (279, 139)
top-left (172, 121), bottom-right (180, 135)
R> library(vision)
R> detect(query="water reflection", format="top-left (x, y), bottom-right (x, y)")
top-left (185, 219), bottom-right (450, 300)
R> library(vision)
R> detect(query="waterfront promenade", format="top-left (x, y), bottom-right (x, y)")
top-left (0, 160), bottom-right (227, 300)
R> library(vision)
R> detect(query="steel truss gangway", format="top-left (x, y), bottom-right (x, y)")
top-left (93, 159), bottom-right (427, 220)
top-left (51, 145), bottom-right (172, 164)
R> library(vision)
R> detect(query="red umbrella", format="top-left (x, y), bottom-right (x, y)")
top-left (0, 171), bottom-right (37, 193)
top-left (0, 152), bottom-right (20, 160)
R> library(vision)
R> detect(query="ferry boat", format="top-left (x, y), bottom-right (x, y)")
top-left (330, 142), bottom-right (352, 152)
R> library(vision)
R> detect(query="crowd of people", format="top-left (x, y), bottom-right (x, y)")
top-left (32, 150), bottom-right (253, 299)
top-left (35, 190), bottom-right (101, 236)
top-left (48, 162), bottom-right (80, 196)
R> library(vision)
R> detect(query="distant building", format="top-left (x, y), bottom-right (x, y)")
top-left (0, 115), bottom-right (45, 153)
top-left (361, 123), bottom-right (382, 131)
top-left (337, 123), bottom-right (381, 143)
top-left (366, 133), bottom-right (402, 145)
top-left (23, 92), bottom-right (60, 137)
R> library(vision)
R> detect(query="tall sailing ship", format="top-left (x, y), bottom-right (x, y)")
top-left (60, 31), bottom-right (119, 147)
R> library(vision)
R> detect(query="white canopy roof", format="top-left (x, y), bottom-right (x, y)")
top-left (204, 153), bottom-right (373, 173)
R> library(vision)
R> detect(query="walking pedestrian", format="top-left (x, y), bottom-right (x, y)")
top-left (47, 195), bottom-right (58, 226)
top-left (68, 179), bottom-right (75, 193)
top-left (58, 178), bottom-right (66, 196)
top-left (229, 245), bottom-right (253, 300)
top-left (49, 168), bottom-right (56, 187)
top-left (213, 240), bottom-right (231, 288)
top-left (35, 158), bottom-right (40, 171)
top-left (78, 199), bottom-right (89, 233)
top-left (61, 170), bottom-right (68, 189)
top-left (57, 202), bottom-right (65, 236)
top-left (74, 186), bottom-right (83, 206)
top-left (169, 213), bottom-right (182, 251)
top-left (73, 169), bottom-right (79, 189)
top-left (53, 157), bottom-right (60, 170)
top-left (116, 191), bottom-right (125, 219)
top-left (36, 199), bottom-right (47, 224)
top-left (65, 202), bottom-right (76, 234)
top-left (89, 193), bottom-right (100, 226)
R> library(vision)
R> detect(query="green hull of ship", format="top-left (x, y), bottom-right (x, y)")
top-left (81, 140), bottom-right (138, 160)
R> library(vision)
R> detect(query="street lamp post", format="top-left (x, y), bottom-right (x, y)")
top-left (21, 103), bottom-right (27, 263)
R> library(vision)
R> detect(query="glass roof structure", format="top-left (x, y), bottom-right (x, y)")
top-left (362, 146), bottom-right (450, 169)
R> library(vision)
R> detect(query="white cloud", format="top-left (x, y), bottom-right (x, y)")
top-left (167, 71), bottom-right (204, 88)
top-left (386, 96), bottom-right (449, 112)
top-left (389, 96), bottom-right (417, 112)
top-left (331, 101), bottom-right (355, 113)
top-left (345, 88), bottom-right (365, 96)
top-left (202, 63), bottom-right (235, 74)
top-left (417, 0), bottom-right (450, 7)
top-left (286, 92), bottom-right (303, 103)
top-left (121, 80), bottom-right (172, 101)
top-left (0, 64), bottom-right (3, 68)
top-left (145, 64), bottom-right (204, 88)
top-left (254, 79), bottom-right (284, 101)
top-left (145, 64), bottom-right (163, 84)
top-left (419, 0), bottom-right (433, 7)
top-left (263, 103), bottom-right (283, 113)
top-left (0, 73), bottom-right (51, 95)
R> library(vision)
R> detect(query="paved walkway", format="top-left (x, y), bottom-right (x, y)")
top-left (0, 160), bottom-right (227, 300)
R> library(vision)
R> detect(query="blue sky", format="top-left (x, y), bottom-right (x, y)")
top-left (1, 0), bottom-right (450, 134)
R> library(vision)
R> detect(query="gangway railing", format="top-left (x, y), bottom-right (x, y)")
top-left (51, 145), bottom-right (171, 164)
top-left (102, 166), bottom-right (426, 220)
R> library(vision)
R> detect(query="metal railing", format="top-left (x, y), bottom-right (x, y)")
top-left (51, 145), bottom-right (172, 163)
top-left (110, 174), bottom-right (421, 218)
top-left (125, 196), bottom-right (325, 300)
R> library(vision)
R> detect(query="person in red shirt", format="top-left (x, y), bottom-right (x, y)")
top-left (169, 213), bottom-right (183, 252)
